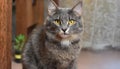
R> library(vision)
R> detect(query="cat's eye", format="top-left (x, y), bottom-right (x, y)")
top-left (68, 20), bottom-right (76, 26)
top-left (54, 19), bottom-right (61, 26)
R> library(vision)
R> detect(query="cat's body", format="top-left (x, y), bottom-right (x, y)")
top-left (23, 26), bottom-right (81, 69)
top-left (22, 0), bottom-right (83, 69)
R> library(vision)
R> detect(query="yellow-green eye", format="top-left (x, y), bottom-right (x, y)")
top-left (54, 20), bottom-right (61, 26)
top-left (68, 20), bottom-right (75, 26)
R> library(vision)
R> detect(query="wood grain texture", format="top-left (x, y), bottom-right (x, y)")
top-left (0, 0), bottom-right (12, 69)
top-left (16, 0), bottom-right (33, 36)
top-left (33, 0), bottom-right (44, 25)
top-left (16, 0), bottom-right (44, 36)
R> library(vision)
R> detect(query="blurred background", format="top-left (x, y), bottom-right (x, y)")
top-left (12, 0), bottom-right (120, 69)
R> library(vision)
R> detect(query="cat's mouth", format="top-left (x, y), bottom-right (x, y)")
top-left (56, 33), bottom-right (70, 39)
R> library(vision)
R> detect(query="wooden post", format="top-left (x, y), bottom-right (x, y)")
top-left (0, 0), bottom-right (12, 69)
top-left (27, 0), bottom-right (44, 35)
top-left (16, 0), bottom-right (45, 36)
top-left (16, 0), bottom-right (33, 36)
top-left (33, 0), bottom-right (44, 25)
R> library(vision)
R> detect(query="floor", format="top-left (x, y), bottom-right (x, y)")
top-left (12, 50), bottom-right (120, 69)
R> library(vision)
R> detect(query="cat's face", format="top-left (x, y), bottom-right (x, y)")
top-left (45, 0), bottom-right (83, 40)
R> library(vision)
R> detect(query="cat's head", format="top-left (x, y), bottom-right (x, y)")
top-left (45, 0), bottom-right (83, 41)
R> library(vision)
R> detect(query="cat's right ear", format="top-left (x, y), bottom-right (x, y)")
top-left (72, 1), bottom-right (82, 16)
top-left (48, 0), bottom-right (58, 15)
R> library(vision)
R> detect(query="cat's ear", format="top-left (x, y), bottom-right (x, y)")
top-left (48, 0), bottom-right (58, 15)
top-left (72, 1), bottom-right (82, 16)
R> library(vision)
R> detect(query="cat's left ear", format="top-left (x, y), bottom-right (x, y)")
top-left (72, 1), bottom-right (82, 16)
top-left (48, 0), bottom-right (58, 15)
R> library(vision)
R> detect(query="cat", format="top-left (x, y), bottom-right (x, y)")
top-left (22, 0), bottom-right (83, 69)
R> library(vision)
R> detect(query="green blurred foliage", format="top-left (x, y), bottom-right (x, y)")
top-left (14, 34), bottom-right (26, 52)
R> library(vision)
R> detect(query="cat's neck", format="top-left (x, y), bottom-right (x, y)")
top-left (45, 31), bottom-right (80, 47)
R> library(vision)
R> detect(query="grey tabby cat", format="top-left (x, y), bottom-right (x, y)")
top-left (22, 0), bottom-right (83, 69)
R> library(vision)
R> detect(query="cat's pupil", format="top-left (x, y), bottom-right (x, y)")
top-left (55, 19), bottom-right (60, 22)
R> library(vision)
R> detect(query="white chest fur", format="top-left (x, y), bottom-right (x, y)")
top-left (61, 40), bottom-right (71, 47)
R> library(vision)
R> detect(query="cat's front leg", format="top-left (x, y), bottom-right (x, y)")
top-left (22, 41), bottom-right (38, 69)
top-left (68, 60), bottom-right (78, 69)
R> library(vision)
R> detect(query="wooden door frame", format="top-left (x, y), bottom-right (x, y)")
top-left (0, 0), bottom-right (59, 69)
top-left (0, 0), bottom-right (12, 69)
top-left (16, 0), bottom-right (34, 36)
top-left (16, 0), bottom-right (45, 37)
